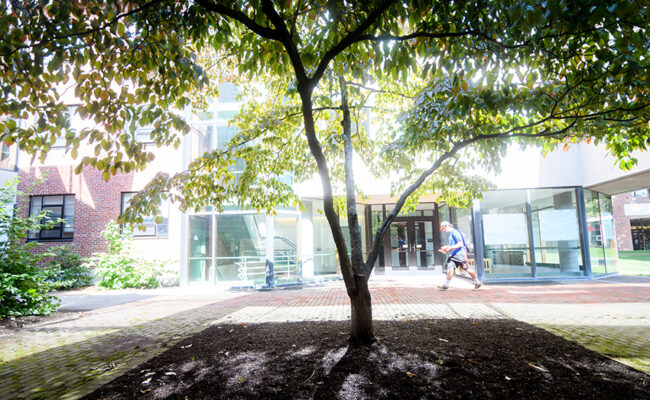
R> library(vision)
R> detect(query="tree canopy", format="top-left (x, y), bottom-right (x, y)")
top-left (1, 0), bottom-right (649, 343)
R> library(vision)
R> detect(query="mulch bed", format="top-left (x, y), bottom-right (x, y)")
top-left (83, 319), bottom-right (648, 399)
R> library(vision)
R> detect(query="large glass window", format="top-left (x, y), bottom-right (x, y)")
top-left (599, 193), bottom-right (618, 274)
top-left (273, 214), bottom-right (300, 284)
top-left (480, 190), bottom-right (532, 278)
top-left (0, 143), bottom-right (17, 171)
top-left (632, 218), bottom-right (650, 250)
top-left (29, 195), bottom-right (75, 240)
top-left (215, 213), bottom-right (266, 283)
top-left (189, 215), bottom-right (212, 282)
top-left (454, 208), bottom-right (474, 253)
top-left (583, 190), bottom-right (606, 275)
top-left (370, 205), bottom-right (385, 268)
top-left (530, 189), bottom-right (584, 277)
top-left (121, 192), bottom-right (169, 237)
top-left (313, 208), bottom-right (338, 276)
top-left (438, 205), bottom-right (451, 249)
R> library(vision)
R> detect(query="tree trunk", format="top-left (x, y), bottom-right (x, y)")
top-left (349, 274), bottom-right (375, 345)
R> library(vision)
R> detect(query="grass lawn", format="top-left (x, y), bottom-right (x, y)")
top-left (617, 250), bottom-right (650, 276)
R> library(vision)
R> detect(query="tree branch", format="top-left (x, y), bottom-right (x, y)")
top-left (365, 120), bottom-right (578, 269)
top-left (310, 0), bottom-right (397, 86)
top-left (194, 0), bottom-right (280, 41)
top-left (3, 0), bottom-right (164, 55)
top-left (260, 0), bottom-right (308, 83)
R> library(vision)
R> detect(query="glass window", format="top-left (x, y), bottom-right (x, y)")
top-left (529, 188), bottom-right (585, 277)
top-left (189, 215), bottom-right (212, 282)
top-left (135, 127), bottom-right (155, 144)
top-left (312, 201), bottom-right (338, 276)
top-left (480, 190), bottom-right (533, 278)
top-left (215, 214), bottom-right (266, 283)
top-left (370, 205), bottom-right (385, 268)
top-left (121, 192), bottom-right (169, 237)
top-left (0, 142), bottom-right (17, 170)
top-left (191, 124), bottom-right (214, 159)
top-left (584, 190), bottom-right (606, 274)
top-left (631, 218), bottom-right (650, 250)
top-left (217, 82), bottom-right (240, 103)
top-left (453, 208), bottom-right (474, 254)
top-left (217, 125), bottom-right (237, 148)
top-left (599, 192), bottom-right (618, 274)
top-left (29, 195), bottom-right (75, 240)
top-left (438, 205), bottom-right (451, 249)
top-left (274, 214), bottom-right (300, 284)
top-left (217, 110), bottom-right (238, 121)
top-left (1, 143), bottom-right (10, 161)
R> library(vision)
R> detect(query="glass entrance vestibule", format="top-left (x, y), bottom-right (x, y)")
top-left (182, 188), bottom-right (618, 286)
top-left (183, 199), bottom-right (364, 286)
top-left (441, 187), bottom-right (618, 280)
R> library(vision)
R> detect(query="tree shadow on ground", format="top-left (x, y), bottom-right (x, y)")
top-left (82, 319), bottom-right (649, 400)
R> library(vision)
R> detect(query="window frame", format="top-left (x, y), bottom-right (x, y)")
top-left (28, 194), bottom-right (75, 241)
top-left (120, 192), bottom-right (169, 238)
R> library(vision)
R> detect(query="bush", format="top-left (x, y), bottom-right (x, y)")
top-left (0, 179), bottom-right (60, 318)
top-left (44, 246), bottom-right (93, 291)
top-left (87, 221), bottom-right (171, 289)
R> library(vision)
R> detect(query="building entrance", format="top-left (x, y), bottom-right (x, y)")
top-left (388, 219), bottom-right (436, 269)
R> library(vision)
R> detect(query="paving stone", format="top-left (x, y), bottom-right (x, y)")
top-left (0, 278), bottom-right (648, 399)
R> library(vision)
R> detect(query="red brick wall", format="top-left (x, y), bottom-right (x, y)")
top-left (612, 193), bottom-right (633, 251)
top-left (18, 165), bottom-right (135, 257)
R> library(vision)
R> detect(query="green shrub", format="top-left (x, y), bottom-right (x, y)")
top-left (87, 221), bottom-right (171, 289)
top-left (44, 246), bottom-right (93, 290)
top-left (0, 179), bottom-right (60, 318)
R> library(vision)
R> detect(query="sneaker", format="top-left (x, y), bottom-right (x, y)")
top-left (439, 285), bottom-right (449, 290)
top-left (474, 282), bottom-right (482, 289)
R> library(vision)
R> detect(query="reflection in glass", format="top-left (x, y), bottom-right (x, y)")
top-left (480, 190), bottom-right (533, 278)
top-left (413, 221), bottom-right (434, 267)
top-left (189, 215), bottom-right (212, 282)
top-left (273, 214), bottom-right (300, 284)
top-left (530, 189), bottom-right (584, 277)
top-left (370, 205), bottom-right (385, 268)
top-left (599, 193), bottom-right (618, 274)
top-left (454, 208), bottom-right (474, 252)
top-left (390, 222), bottom-right (409, 268)
top-left (313, 210), bottom-right (337, 276)
top-left (584, 190), bottom-right (606, 275)
top-left (216, 214), bottom-right (266, 282)
top-left (438, 205), bottom-right (450, 249)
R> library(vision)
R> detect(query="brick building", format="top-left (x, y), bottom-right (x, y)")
top-left (16, 117), bottom-right (184, 269)
top-left (14, 84), bottom-right (650, 287)
top-left (612, 190), bottom-right (650, 251)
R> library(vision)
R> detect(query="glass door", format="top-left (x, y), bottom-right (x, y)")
top-left (390, 222), bottom-right (409, 269)
top-left (411, 221), bottom-right (435, 268)
top-left (389, 220), bottom-right (435, 268)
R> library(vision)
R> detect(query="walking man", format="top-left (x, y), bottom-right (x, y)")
top-left (438, 221), bottom-right (481, 290)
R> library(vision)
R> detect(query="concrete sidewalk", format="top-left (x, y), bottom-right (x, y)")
top-left (0, 275), bottom-right (648, 399)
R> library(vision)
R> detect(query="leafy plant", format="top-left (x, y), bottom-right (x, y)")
top-left (88, 221), bottom-right (172, 289)
top-left (44, 246), bottom-right (93, 291)
top-left (0, 179), bottom-right (60, 318)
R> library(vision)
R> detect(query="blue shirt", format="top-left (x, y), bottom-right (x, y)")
top-left (448, 229), bottom-right (465, 258)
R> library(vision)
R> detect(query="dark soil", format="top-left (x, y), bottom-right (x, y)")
top-left (0, 312), bottom-right (82, 335)
top-left (83, 319), bottom-right (648, 400)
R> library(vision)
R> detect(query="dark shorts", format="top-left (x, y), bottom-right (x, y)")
top-left (447, 255), bottom-right (468, 271)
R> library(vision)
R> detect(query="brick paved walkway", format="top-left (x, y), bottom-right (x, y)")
top-left (0, 275), bottom-right (648, 399)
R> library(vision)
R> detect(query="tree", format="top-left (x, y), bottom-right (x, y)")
top-left (1, 1), bottom-right (648, 344)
